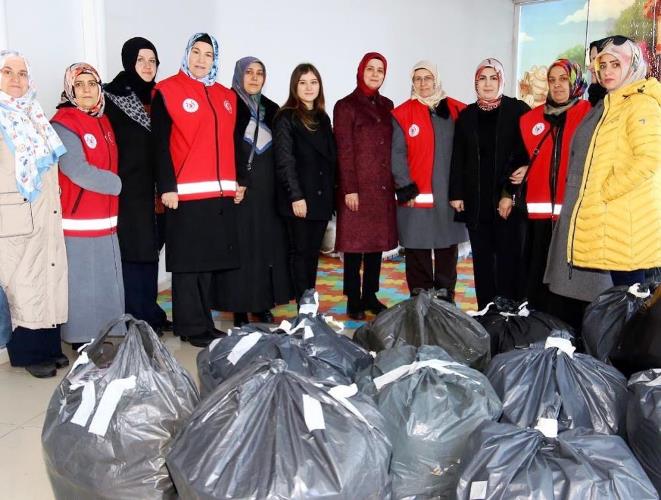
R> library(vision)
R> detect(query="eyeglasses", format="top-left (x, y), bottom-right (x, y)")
top-left (1, 68), bottom-right (28, 80)
top-left (413, 75), bottom-right (434, 85)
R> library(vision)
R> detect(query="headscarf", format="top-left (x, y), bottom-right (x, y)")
top-left (475, 57), bottom-right (505, 111)
top-left (587, 37), bottom-right (610, 106)
top-left (544, 59), bottom-right (587, 115)
top-left (119, 36), bottom-right (159, 103)
top-left (104, 37), bottom-right (158, 130)
top-left (356, 52), bottom-right (387, 97)
top-left (59, 62), bottom-right (105, 117)
top-left (181, 32), bottom-right (219, 86)
top-left (410, 60), bottom-right (447, 109)
top-left (596, 38), bottom-right (648, 92)
top-left (0, 50), bottom-right (66, 202)
top-left (231, 56), bottom-right (272, 154)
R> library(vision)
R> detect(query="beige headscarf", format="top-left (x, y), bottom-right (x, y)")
top-left (595, 38), bottom-right (647, 92)
top-left (410, 60), bottom-right (447, 109)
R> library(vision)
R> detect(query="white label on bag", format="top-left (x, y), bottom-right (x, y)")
top-left (323, 315), bottom-right (345, 332)
top-left (535, 418), bottom-right (559, 438)
top-left (467, 302), bottom-right (494, 317)
top-left (302, 394), bottom-right (325, 432)
top-left (70, 381), bottom-right (96, 427)
top-left (208, 338), bottom-right (222, 351)
top-left (648, 375), bottom-right (661, 387)
top-left (299, 291), bottom-right (320, 315)
top-left (327, 384), bottom-right (370, 427)
top-left (544, 337), bottom-right (575, 358)
top-left (303, 326), bottom-right (314, 340)
top-left (469, 481), bottom-right (488, 499)
top-left (227, 332), bottom-right (262, 365)
top-left (69, 351), bottom-right (90, 374)
top-left (274, 320), bottom-right (292, 333)
top-left (628, 283), bottom-right (651, 299)
top-left (88, 376), bottom-right (136, 436)
top-left (77, 340), bottom-right (93, 353)
top-left (373, 359), bottom-right (467, 392)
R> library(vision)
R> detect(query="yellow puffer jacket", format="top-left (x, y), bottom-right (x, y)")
top-left (568, 77), bottom-right (661, 271)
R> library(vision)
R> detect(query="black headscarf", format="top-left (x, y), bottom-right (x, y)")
top-left (106, 37), bottom-right (159, 103)
top-left (587, 37), bottom-right (609, 106)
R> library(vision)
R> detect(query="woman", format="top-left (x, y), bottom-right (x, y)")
top-left (513, 59), bottom-right (590, 327)
top-left (51, 62), bottom-right (125, 349)
top-left (153, 33), bottom-right (238, 348)
top-left (333, 52), bottom-right (397, 320)
top-left (274, 63), bottom-right (336, 304)
top-left (391, 60), bottom-right (467, 299)
top-left (587, 38), bottom-right (610, 106)
top-left (569, 38), bottom-right (661, 287)
top-left (104, 36), bottom-right (169, 334)
top-left (449, 58), bottom-right (530, 309)
top-left (0, 50), bottom-right (68, 378)
top-left (214, 56), bottom-right (292, 326)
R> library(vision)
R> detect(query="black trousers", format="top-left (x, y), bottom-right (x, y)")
top-left (404, 245), bottom-right (458, 295)
top-left (468, 212), bottom-right (527, 309)
top-left (172, 272), bottom-right (215, 338)
top-left (7, 326), bottom-right (63, 366)
top-left (343, 252), bottom-right (382, 303)
top-left (122, 261), bottom-right (167, 329)
top-left (286, 218), bottom-right (328, 302)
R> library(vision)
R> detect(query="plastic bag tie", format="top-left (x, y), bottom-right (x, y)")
top-left (544, 337), bottom-right (575, 358)
top-left (373, 359), bottom-right (467, 391)
top-left (628, 283), bottom-right (651, 299)
top-left (534, 417), bottom-right (559, 438)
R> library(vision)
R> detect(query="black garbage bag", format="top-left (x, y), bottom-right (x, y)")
top-left (583, 283), bottom-right (655, 363)
top-left (611, 286), bottom-right (661, 377)
top-left (167, 359), bottom-right (392, 500)
top-left (353, 289), bottom-right (491, 370)
top-left (627, 369), bottom-right (661, 494)
top-left (196, 324), bottom-right (352, 397)
top-left (486, 331), bottom-right (628, 435)
top-left (471, 299), bottom-right (573, 356)
top-left (455, 420), bottom-right (658, 500)
top-left (356, 345), bottom-right (502, 499)
top-left (42, 316), bottom-right (199, 500)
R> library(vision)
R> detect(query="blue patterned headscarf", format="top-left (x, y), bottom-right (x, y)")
top-left (231, 56), bottom-right (272, 154)
top-left (180, 33), bottom-right (219, 86)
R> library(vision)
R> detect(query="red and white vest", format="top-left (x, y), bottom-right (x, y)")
top-left (155, 71), bottom-right (237, 201)
top-left (519, 100), bottom-right (591, 220)
top-left (392, 97), bottom-right (465, 208)
top-left (52, 107), bottom-right (119, 237)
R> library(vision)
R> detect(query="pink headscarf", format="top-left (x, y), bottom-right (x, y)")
top-left (596, 38), bottom-right (647, 92)
top-left (475, 58), bottom-right (505, 111)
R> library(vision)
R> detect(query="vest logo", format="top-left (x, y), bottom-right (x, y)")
top-left (224, 100), bottom-right (233, 113)
top-left (408, 124), bottom-right (420, 137)
top-left (532, 122), bottom-right (545, 136)
top-left (182, 98), bottom-right (199, 113)
top-left (83, 133), bottom-right (97, 149)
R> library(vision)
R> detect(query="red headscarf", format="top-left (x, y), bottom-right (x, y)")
top-left (356, 52), bottom-right (387, 97)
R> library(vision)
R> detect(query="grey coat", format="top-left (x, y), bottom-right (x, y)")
top-left (54, 124), bottom-right (125, 343)
top-left (543, 101), bottom-right (612, 302)
top-left (391, 114), bottom-right (467, 249)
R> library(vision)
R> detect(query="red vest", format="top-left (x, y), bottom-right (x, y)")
top-left (519, 100), bottom-right (590, 220)
top-left (52, 107), bottom-right (119, 237)
top-left (392, 97), bottom-right (465, 208)
top-left (155, 71), bottom-right (237, 201)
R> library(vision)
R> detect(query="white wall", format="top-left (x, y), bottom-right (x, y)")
top-left (3, 0), bottom-right (515, 116)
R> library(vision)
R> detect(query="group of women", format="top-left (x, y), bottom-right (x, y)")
top-left (0, 31), bottom-right (659, 378)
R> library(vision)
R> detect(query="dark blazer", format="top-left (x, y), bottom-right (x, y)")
top-left (449, 96), bottom-right (530, 228)
top-left (273, 108), bottom-right (336, 220)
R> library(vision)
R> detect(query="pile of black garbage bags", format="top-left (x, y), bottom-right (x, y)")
top-left (41, 285), bottom-right (661, 499)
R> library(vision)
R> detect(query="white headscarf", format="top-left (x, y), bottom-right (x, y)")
top-left (410, 60), bottom-right (447, 109)
top-left (0, 50), bottom-right (66, 202)
top-left (596, 38), bottom-right (648, 92)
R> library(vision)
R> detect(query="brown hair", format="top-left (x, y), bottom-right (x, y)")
top-left (280, 63), bottom-right (326, 131)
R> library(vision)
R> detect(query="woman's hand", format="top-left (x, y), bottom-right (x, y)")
top-left (161, 192), bottom-right (179, 210)
top-left (345, 193), bottom-right (359, 212)
top-left (234, 186), bottom-right (246, 204)
top-left (509, 166), bottom-right (529, 185)
top-left (498, 197), bottom-right (513, 219)
top-left (449, 200), bottom-right (464, 212)
top-left (406, 200), bottom-right (415, 208)
top-left (292, 199), bottom-right (307, 218)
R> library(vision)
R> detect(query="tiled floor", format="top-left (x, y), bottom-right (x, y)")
top-left (0, 320), bottom-right (229, 500)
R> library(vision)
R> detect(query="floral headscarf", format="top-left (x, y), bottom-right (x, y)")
top-left (475, 58), bottom-right (505, 111)
top-left (181, 33), bottom-right (219, 86)
top-left (410, 60), bottom-right (447, 109)
top-left (596, 38), bottom-right (648, 91)
top-left (546, 59), bottom-right (588, 104)
top-left (59, 62), bottom-right (105, 117)
top-left (0, 50), bottom-right (66, 202)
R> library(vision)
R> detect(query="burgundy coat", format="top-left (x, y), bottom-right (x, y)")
top-left (333, 88), bottom-right (397, 253)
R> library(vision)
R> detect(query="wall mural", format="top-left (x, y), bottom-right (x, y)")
top-left (517, 0), bottom-right (659, 107)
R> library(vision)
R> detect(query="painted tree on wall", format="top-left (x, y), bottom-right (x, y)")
top-left (557, 44), bottom-right (586, 66)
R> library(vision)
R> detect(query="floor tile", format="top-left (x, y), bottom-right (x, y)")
top-left (0, 367), bottom-right (66, 425)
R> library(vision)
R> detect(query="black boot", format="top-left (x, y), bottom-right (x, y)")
top-left (254, 310), bottom-right (274, 323)
top-left (25, 362), bottom-right (57, 378)
top-left (362, 294), bottom-right (387, 315)
top-left (346, 296), bottom-right (366, 320)
top-left (233, 313), bottom-right (249, 327)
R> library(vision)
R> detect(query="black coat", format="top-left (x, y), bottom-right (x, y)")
top-left (213, 94), bottom-right (293, 311)
top-left (273, 108), bottom-right (336, 220)
top-left (103, 77), bottom-right (159, 262)
top-left (449, 96), bottom-right (530, 229)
